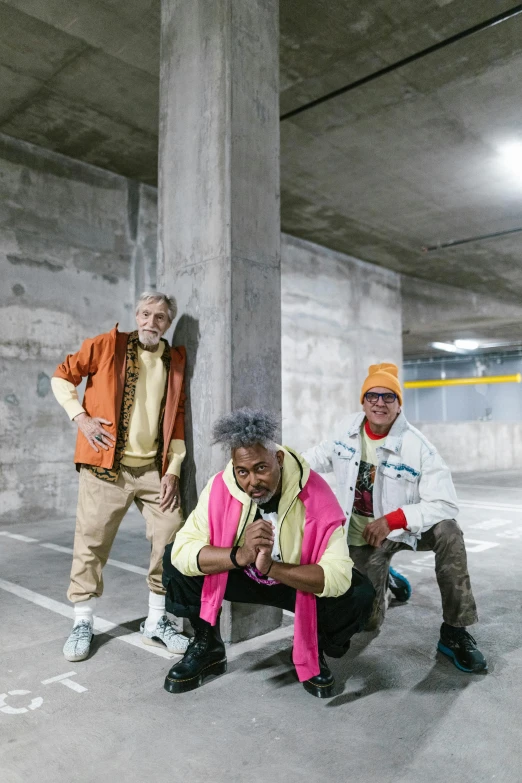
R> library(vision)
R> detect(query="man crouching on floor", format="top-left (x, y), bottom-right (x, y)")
top-left (162, 408), bottom-right (375, 698)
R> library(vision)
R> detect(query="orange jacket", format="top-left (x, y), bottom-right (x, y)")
top-left (53, 326), bottom-right (186, 476)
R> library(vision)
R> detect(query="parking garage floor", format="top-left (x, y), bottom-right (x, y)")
top-left (1, 470), bottom-right (521, 783)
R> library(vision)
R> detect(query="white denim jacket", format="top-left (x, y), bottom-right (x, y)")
top-left (302, 411), bottom-right (459, 550)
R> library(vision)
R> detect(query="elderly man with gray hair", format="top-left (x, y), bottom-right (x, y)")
top-left (161, 409), bottom-right (375, 699)
top-left (51, 291), bottom-right (190, 662)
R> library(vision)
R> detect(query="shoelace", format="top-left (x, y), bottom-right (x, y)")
top-left (160, 619), bottom-right (184, 642)
top-left (184, 628), bottom-right (210, 659)
top-left (446, 627), bottom-right (477, 649)
top-left (71, 622), bottom-right (92, 643)
top-left (456, 631), bottom-right (477, 650)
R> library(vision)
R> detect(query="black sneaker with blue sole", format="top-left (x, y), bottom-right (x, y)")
top-left (437, 623), bottom-right (488, 673)
top-left (388, 566), bottom-right (412, 602)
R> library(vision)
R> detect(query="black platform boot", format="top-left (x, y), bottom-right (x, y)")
top-left (164, 616), bottom-right (227, 694)
top-left (302, 650), bottom-right (335, 698)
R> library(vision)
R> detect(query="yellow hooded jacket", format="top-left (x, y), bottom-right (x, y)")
top-left (171, 446), bottom-right (353, 598)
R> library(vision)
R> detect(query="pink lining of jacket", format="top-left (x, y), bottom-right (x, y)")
top-left (200, 470), bottom-right (345, 682)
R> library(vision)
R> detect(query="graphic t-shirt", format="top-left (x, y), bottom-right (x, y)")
top-left (349, 421), bottom-right (408, 545)
top-left (349, 425), bottom-right (382, 546)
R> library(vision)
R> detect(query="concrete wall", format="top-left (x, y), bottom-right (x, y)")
top-left (281, 234), bottom-right (402, 452)
top-left (0, 135), bottom-right (403, 521)
top-left (415, 421), bottom-right (522, 474)
top-left (0, 134), bottom-right (156, 521)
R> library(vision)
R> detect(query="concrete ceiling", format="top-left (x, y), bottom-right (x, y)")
top-left (1, 0), bottom-right (522, 351)
top-left (280, 0), bottom-right (522, 302)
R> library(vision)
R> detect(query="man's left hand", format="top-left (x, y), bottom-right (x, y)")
top-left (160, 475), bottom-right (180, 512)
top-left (255, 546), bottom-right (273, 577)
top-left (363, 516), bottom-right (390, 548)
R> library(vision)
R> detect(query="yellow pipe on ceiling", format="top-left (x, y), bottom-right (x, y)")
top-left (404, 374), bottom-right (521, 389)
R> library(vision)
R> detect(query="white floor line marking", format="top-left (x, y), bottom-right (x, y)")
top-left (463, 538), bottom-right (499, 553)
top-left (41, 671), bottom-right (77, 684)
top-left (468, 519), bottom-right (511, 530)
top-left (227, 624), bottom-right (294, 661)
top-left (459, 500), bottom-right (522, 512)
top-left (0, 578), bottom-right (174, 660)
top-left (455, 483), bottom-right (522, 492)
top-left (39, 543), bottom-right (148, 576)
top-left (0, 577), bottom-right (297, 672)
top-left (0, 577), bottom-right (295, 665)
top-left (0, 691), bottom-right (43, 714)
top-left (0, 531), bottom-right (39, 543)
top-left (2, 534), bottom-right (149, 577)
top-left (0, 579), bottom-right (78, 621)
top-left (410, 554), bottom-right (435, 566)
top-left (40, 543), bottom-right (72, 554)
top-left (41, 672), bottom-right (87, 693)
top-left (105, 558), bottom-right (147, 575)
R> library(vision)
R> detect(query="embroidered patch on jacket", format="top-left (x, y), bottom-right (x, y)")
top-left (381, 460), bottom-right (420, 478)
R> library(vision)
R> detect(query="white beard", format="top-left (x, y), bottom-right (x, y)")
top-left (138, 329), bottom-right (161, 347)
top-left (253, 486), bottom-right (278, 506)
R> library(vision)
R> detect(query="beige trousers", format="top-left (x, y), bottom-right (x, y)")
top-left (68, 464), bottom-right (184, 603)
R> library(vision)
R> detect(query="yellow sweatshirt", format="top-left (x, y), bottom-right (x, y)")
top-left (171, 447), bottom-right (353, 598)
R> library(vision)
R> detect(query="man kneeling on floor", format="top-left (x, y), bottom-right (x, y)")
top-left (162, 409), bottom-right (375, 698)
top-left (303, 362), bottom-right (488, 673)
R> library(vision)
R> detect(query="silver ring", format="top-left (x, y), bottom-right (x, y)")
top-left (94, 435), bottom-right (103, 442)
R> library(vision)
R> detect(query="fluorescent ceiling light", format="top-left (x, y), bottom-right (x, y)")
top-left (498, 141), bottom-right (522, 175)
top-left (454, 339), bottom-right (479, 350)
top-left (431, 342), bottom-right (461, 353)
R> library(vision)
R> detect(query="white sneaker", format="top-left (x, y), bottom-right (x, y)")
top-left (140, 615), bottom-right (190, 655)
top-left (63, 620), bottom-right (93, 662)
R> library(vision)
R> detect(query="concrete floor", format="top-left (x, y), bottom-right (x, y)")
top-left (1, 470), bottom-right (521, 783)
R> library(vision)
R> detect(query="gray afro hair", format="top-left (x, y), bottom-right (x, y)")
top-left (212, 408), bottom-right (279, 452)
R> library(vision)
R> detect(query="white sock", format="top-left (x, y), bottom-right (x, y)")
top-left (73, 598), bottom-right (96, 627)
top-left (144, 592), bottom-right (166, 633)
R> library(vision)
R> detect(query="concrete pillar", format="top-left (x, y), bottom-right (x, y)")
top-left (158, 0), bottom-right (281, 642)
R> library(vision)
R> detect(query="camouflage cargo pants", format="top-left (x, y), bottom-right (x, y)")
top-left (349, 518), bottom-right (478, 629)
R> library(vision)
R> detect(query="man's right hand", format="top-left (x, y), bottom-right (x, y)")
top-left (236, 519), bottom-right (274, 567)
top-left (74, 412), bottom-right (115, 453)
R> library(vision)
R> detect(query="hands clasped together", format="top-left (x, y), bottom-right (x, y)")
top-left (235, 518), bottom-right (275, 574)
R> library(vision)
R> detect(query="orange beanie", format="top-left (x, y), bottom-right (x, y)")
top-left (360, 362), bottom-right (402, 405)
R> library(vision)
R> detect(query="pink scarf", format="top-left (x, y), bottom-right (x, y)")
top-left (200, 470), bottom-right (345, 682)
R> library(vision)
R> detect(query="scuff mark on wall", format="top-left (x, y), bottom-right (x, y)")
top-left (7, 255), bottom-right (64, 272)
top-left (36, 372), bottom-right (51, 398)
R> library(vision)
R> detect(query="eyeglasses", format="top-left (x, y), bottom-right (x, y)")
top-left (364, 392), bottom-right (398, 404)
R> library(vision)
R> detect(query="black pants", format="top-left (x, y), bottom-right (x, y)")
top-left (162, 544), bottom-right (375, 659)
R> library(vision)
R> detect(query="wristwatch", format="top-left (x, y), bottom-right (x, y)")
top-left (230, 545), bottom-right (243, 569)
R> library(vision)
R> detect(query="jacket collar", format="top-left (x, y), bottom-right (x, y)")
top-left (381, 411), bottom-right (409, 454)
top-left (222, 445), bottom-right (311, 517)
top-left (346, 412), bottom-right (365, 437)
top-left (346, 410), bottom-right (409, 455)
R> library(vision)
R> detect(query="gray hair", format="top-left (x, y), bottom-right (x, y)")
top-left (212, 408), bottom-right (279, 453)
top-left (135, 291), bottom-right (177, 322)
